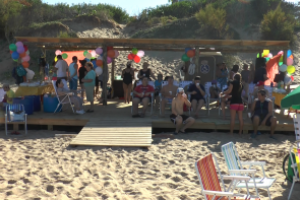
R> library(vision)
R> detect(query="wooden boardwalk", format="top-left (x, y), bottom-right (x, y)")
top-left (69, 120), bottom-right (152, 147)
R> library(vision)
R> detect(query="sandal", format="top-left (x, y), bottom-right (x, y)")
top-left (179, 130), bottom-right (187, 134)
top-left (86, 110), bottom-right (94, 113)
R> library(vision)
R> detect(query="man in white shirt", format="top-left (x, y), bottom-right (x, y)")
top-left (55, 55), bottom-right (69, 81)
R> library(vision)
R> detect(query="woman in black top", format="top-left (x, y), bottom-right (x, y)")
top-left (221, 73), bottom-right (244, 135)
top-left (138, 62), bottom-right (155, 80)
top-left (79, 60), bottom-right (87, 99)
top-left (122, 62), bottom-right (134, 104)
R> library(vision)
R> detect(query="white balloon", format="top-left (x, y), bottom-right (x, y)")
top-left (97, 55), bottom-right (103, 60)
top-left (95, 67), bottom-right (103, 76)
top-left (279, 64), bottom-right (287, 72)
top-left (86, 52), bottom-right (92, 59)
top-left (26, 50), bottom-right (30, 55)
top-left (25, 68), bottom-right (35, 80)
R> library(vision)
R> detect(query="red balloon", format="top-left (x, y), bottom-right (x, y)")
top-left (128, 53), bottom-right (135, 60)
top-left (291, 76), bottom-right (294, 81)
top-left (107, 46), bottom-right (113, 51)
top-left (10, 51), bottom-right (13, 54)
top-left (134, 55), bottom-right (141, 63)
top-left (107, 50), bottom-right (115, 58)
top-left (96, 60), bottom-right (103, 66)
top-left (22, 62), bottom-right (29, 68)
top-left (20, 52), bottom-right (26, 58)
top-left (187, 50), bottom-right (195, 58)
top-left (24, 45), bottom-right (28, 52)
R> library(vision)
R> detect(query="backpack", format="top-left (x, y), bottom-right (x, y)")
top-left (12, 67), bottom-right (24, 85)
top-left (16, 66), bottom-right (27, 77)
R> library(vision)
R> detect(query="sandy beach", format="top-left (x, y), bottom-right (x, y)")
top-left (0, 130), bottom-right (298, 199)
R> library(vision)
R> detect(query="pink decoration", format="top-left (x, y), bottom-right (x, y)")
top-left (16, 41), bottom-right (23, 47)
top-left (91, 50), bottom-right (97, 58)
top-left (287, 58), bottom-right (293, 66)
top-left (55, 50), bottom-right (62, 56)
top-left (22, 55), bottom-right (30, 62)
top-left (277, 51), bottom-right (284, 56)
top-left (137, 50), bottom-right (145, 57)
top-left (268, 53), bottom-right (273, 58)
top-left (107, 57), bottom-right (112, 64)
top-left (17, 46), bottom-right (25, 54)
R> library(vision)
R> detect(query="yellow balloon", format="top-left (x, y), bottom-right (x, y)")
top-left (287, 65), bottom-right (295, 74)
top-left (263, 49), bottom-right (270, 57)
top-left (54, 57), bottom-right (58, 62)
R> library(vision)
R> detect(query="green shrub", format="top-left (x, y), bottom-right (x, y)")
top-left (260, 3), bottom-right (295, 41)
top-left (195, 4), bottom-right (229, 39)
top-left (57, 31), bottom-right (77, 38)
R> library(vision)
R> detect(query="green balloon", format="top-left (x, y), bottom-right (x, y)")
top-left (13, 59), bottom-right (18, 62)
top-left (132, 48), bottom-right (138, 55)
top-left (278, 62), bottom-right (283, 66)
top-left (257, 53), bottom-right (259, 58)
top-left (9, 44), bottom-right (17, 51)
top-left (265, 57), bottom-right (270, 62)
top-left (83, 50), bottom-right (88, 57)
top-left (181, 54), bottom-right (189, 62)
top-left (62, 53), bottom-right (68, 59)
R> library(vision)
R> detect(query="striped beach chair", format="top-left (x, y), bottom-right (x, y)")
top-left (5, 104), bottom-right (27, 136)
top-left (287, 140), bottom-right (300, 200)
top-left (221, 142), bottom-right (276, 200)
top-left (195, 153), bottom-right (252, 200)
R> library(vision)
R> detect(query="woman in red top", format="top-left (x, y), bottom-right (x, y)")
top-left (132, 77), bottom-right (154, 118)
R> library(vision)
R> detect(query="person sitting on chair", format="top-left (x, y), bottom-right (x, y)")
top-left (132, 76), bottom-right (154, 118)
top-left (170, 88), bottom-right (195, 135)
top-left (56, 79), bottom-right (85, 115)
top-left (250, 89), bottom-right (277, 139)
top-left (160, 76), bottom-right (178, 117)
top-left (0, 84), bottom-right (15, 107)
top-left (209, 80), bottom-right (220, 99)
top-left (187, 76), bottom-right (205, 118)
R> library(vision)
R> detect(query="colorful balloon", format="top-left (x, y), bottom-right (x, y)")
top-left (114, 50), bottom-right (119, 58)
top-left (24, 45), bottom-right (28, 52)
top-left (134, 55), bottom-right (141, 63)
top-left (291, 76), bottom-right (294, 81)
top-left (287, 58), bottom-right (293, 66)
top-left (55, 50), bottom-right (62, 56)
top-left (97, 56), bottom-right (103, 60)
top-left (95, 48), bottom-right (103, 55)
top-left (11, 51), bottom-right (19, 60)
top-left (128, 53), bottom-right (135, 60)
top-left (278, 62), bottom-right (283, 66)
top-left (185, 47), bottom-right (192, 53)
top-left (181, 54), bottom-right (189, 62)
top-left (186, 50), bottom-right (195, 58)
top-left (107, 57), bottom-right (112, 64)
top-left (107, 50), bottom-right (115, 58)
top-left (107, 46), bottom-right (113, 51)
top-left (17, 46), bottom-right (25, 54)
top-left (83, 50), bottom-right (89, 57)
top-left (85, 52), bottom-right (92, 59)
top-left (262, 49), bottom-right (269, 57)
top-left (279, 64), bottom-right (287, 72)
top-left (22, 55), bottom-right (30, 62)
top-left (9, 44), bottom-right (17, 51)
top-left (22, 62), bottom-right (29, 68)
top-left (20, 52), bottom-right (26, 58)
top-left (287, 65), bottom-right (295, 74)
top-left (62, 53), bottom-right (68, 59)
top-left (137, 50), bottom-right (145, 58)
top-left (54, 57), bottom-right (58, 62)
top-left (268, 53), bottom-right (273, 58)
top-left (256, 53), bottom-right (260, 58)
top-left (16, 41), bottom-right (23, 47)
top-left (96, 59), bottom-right (103, 66)
top-left (265, 57), bottom-right (270, 62)
top-left (95, 67), bottom-right (103, 76)
top-left (91, 50), bottom-right (97, 58)
top-left (289, 55), bottom-right (294, 59)
top-left (277, 51), bottom-right (284, 55)
top-left (287, 49), bottom-right (292, 57)
top-left (26, 50), bottom-right (30, 55)
top-left (132, 48), bottom-right (138, 55)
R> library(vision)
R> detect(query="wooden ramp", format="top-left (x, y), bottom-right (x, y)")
top-left (70, 120), bottom-right (152, 147)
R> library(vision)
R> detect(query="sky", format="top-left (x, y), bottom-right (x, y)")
top-left (43, 0), bottom-right (298, 16)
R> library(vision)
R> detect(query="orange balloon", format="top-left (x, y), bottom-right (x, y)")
top-left (107, 50), bottom-right (115, 58)
top-left (187, 50), bottom-right (195, 58)
top-left (22, 62), bottom-right (29, 68)
top-left (289, 55), bottom-right (294, 59)
top-left (96, 59), bottom-right (103, 66)
top-left (20, 52), bottom-right (26, 58)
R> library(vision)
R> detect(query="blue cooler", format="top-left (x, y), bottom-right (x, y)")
top-left (13, 96), bottom-right (34, 115)
top-left (43, 95), bottom-right (62, 113)
top-left (31, 95), bottom-right (41, 112)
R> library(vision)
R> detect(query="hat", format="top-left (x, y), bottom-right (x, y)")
top-left (176, 87), bottom-right (184, 96)
top-left (256, 81), bottom-right (264, 87)
top-left (211, 80), bottom-right (217, 84)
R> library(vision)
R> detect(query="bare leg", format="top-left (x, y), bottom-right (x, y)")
top-left (196, 99), bottom-right (204, 115)
top-left (132, 98), bottom-right (140, 115)
top-left (161, 99), bottom-right (166, 116)
top-left (253, 115), bottom-right (260, 135)
top-left (175, 116), bottom-right (183, 133)
top-left (123, 83), bottom-right (128, 103)
top-left (127, 83), bottom-right (132, 103)
top-left (237, 110), bottom-right (243, 135)
top-left (181, 117), bottom-right (195, 132)
top-left (221, 99), bottom-right (226, 119)
top-left (191, 99), bottom-right (197, 116)
top-left (80, 84), bottom-right (85, 100)
top-left (270, 117), bottom-right (277, 136)
top-left (141, 97), bottom-right (150, 116)
top-left (229, 109), bottom-right (237, 134)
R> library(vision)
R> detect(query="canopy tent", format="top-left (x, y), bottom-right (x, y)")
top-left (281, 85), bottom-right (300, 109)
top-left (14, 37), bottom-right (290, 105)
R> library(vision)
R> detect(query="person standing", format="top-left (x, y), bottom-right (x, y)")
top-left (250, 89), bottom-right (277, 139)
top-left (54, 55), bottom-right (69, 81)
top-left (78, 60), bottom-right (87, 100)
top-left (221, 73), bottom-right (244, 135)
top-left (170, 88), bottom-right (195, 135)
top-left (122, 62), bottom-right (134, 104)
top-left (82, 62), bottom-right (96, 112)
top-left (241, 64), bottom-right (250, 99)
top-left (216, 62), bottom-right (229, 89)
top-left (69, 56), bottom-right (78, 93)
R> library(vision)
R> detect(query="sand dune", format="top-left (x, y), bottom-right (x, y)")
top-left (0, 130), bottom-right (298, 199)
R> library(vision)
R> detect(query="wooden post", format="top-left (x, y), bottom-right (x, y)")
top-left (195, 47), bottom-right (200, 74)
top-left (284, 50), bottom-right (288, 64)
top-left (102, 45), bottom-right (108, 106)
top-left (111, 58), bottom-right (115, 99)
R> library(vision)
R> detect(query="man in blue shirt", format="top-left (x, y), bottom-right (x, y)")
top-left (187, 76), bottom-right (205, 118)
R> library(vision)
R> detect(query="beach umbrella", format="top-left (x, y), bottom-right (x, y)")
top-left (281, 85), bottom-right (300, 108)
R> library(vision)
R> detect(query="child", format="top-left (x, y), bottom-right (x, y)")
top-left (0, 84), bottom-right (15, 107)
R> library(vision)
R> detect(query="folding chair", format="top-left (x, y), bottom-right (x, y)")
top-left (159, 81), bottom-right (179, 115)
top-left (204, 82), bottom-right (221, 115)
top-left (195, 153), bottom-right (253, 200)
top-left (294, 114), bottom-right (300, 143)
top-left (52, 80), bottom-right (75, 114)
top-left (287, 140), bottom-right (300, 200)
top-left (5, 104), bottom-right (27, 136)
top-left (131, 80), bottom-right (154, 115)
top-left (221, 142), bottom-right (276, 200)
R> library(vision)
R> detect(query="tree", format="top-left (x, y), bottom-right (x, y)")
top-left (260, 3), bottom-right (295, 41)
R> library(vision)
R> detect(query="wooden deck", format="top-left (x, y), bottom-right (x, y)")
top-left (0, 100), bottom-right (295, 147)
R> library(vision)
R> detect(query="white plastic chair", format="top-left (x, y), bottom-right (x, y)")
top-left (5, 104), bottom-right (27, 136)
top-left (52, 80), bottom-right (75, 114)
top-left (131, 81), bottom-right (154, 115)
top-left (287, 139), bottom-right (300, 200)
top-left (221, 142), bottom-right (276, 200)
top-left (159, 81), bottom-right (179, 115)
top-left (205, 82), bottom-right (221, 115)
